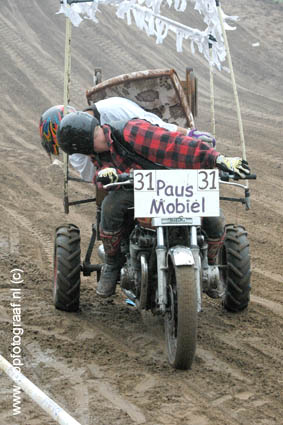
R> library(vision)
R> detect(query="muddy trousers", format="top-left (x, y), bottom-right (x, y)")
top-left (202, 214), bottom-right (226, 264)
top-left (99, 189), bottom-right (135, 265)
top-left (100, 189), bottom-right (225, 265)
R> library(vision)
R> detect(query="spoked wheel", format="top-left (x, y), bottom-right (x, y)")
top-left (53, 224), bottom-right (81, 312)
top-left (164, 264), bottom-right (198, 370)
top-left (219, 224), bottom-right (251, 312)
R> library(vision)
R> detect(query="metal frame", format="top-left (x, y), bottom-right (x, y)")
top-left (61, 0), bottom-right (98, 213)
top-left (61, 0), bottom-right (94, 4)
top-left (60, 2), bottom-right (198, 213)
top-left (59, 0), bottom-right (200, 273)
top-left (65, 67), bottom-right (198, 213)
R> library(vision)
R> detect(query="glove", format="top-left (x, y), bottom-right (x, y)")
top-left (97, 168), bottom-right (118, 185)
top-left (216, 155), bottom-right (250, 178)
top-left (187, 128), bottom-right (216, 148)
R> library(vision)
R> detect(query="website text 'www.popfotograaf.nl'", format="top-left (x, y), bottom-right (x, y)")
top-left (10, 268), bottom-right (24, 416)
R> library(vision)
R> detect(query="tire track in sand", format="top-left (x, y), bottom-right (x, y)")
top-left (0, 205), bottom-right (54, 266)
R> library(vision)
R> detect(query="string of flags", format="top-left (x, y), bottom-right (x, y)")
top-left (57, 0), bottom-right (239, 69)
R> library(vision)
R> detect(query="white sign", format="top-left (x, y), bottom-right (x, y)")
top-left (134, 169), bottom-right (219, 218)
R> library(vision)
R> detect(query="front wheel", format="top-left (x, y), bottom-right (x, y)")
top-left (164, 264), bottom-right (198, 370)
top-left (53, 224), bottom-right (81, 312)
top-left (219, 225), bottom-right (251, 312)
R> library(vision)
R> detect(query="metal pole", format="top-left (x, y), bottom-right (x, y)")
top-left (0, 355), bottom-right (82, 425)
top-left (63, 13), bottom-right (72, 214)
top-left (209, 35), bottom-right (216, 138)
top-left (216, 1), bottom-right (247, 162)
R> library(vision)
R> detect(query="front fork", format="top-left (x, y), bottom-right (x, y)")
top-left (190, 226), bottom-right (202, 313)
top-left (156, 227), bottom-right (167, 313)
top-left (155, 225), bottom-right (202, 314)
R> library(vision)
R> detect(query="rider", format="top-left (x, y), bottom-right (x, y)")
top-left (39, 98), bottom-right (215, 182)
top-left (57, 112), bottom-right (250, 298)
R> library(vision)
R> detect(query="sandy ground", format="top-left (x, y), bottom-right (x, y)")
top-left (0, 0), bottom-right (283, 424)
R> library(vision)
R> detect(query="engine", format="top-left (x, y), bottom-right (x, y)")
top-left (120, 225), bottom-right (155, 295)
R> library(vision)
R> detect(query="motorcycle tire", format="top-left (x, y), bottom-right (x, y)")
top-left (165, 263), bottom-right (197, 370)
top-left (219, 224), bottom-right (251, 312)
top-left (53, 224), bottom-right (81, 312)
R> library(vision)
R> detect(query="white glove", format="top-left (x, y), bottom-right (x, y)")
top-left (216, 155), bottom-right (250, 178)
top-left (97, 168), bottom-right (118, 185)
top-left (187, 128), bottom-right (216, 147)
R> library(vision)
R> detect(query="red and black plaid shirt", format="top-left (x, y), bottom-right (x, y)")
top-left (92, 119), bottom-right (219, 179)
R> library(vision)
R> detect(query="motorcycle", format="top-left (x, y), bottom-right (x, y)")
top-left (53, 168), bottom-right (256, 370)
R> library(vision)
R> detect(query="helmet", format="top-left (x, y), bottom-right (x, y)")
top-left (39, 105), bottom-right (76, 156)
top-left (57, 111), bottom-right (99, 155)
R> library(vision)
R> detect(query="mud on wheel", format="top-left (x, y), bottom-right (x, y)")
top-left (164, 263), bottom-right (197, 370)
top-left (53, 224), bottom-right (81, 312)
top-left (219, 224), bottom-right (251, 312)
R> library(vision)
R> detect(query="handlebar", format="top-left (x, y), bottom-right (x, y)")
top-left (219, 171), bottom-right (257, 181)
top-left (116, 173), bottom-right (132, 183)
top-left (218, 171), bottom-right (256, 210)
top-left (98, 171), bottom-right (257, 185)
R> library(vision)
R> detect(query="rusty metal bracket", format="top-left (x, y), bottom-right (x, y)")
top-left (184, 67), bottom-right (197, 118)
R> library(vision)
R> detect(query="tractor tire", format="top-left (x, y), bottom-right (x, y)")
top-left (219, 224), bottom-right (251, 312)
top-left (53, 224), bottom-right (81, 312)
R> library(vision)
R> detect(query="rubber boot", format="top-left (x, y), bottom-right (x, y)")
top-left (96, 256), bottom-right (121, 297)
top-left (96, 229), bottom-right (124, 298)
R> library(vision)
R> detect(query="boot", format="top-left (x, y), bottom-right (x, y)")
top-left (96, 229), bottom-right (124, 298)
top-left (207, 234), bottom-right (225, 265)
top-left (96, 261), bottom-right (121, 297)
top-left (206, 234), bottom-right (225, 299)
